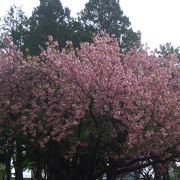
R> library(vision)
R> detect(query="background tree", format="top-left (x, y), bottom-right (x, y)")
top-left (24, 0), bottom-right (71, 55)
top-left (0, 5), bottom-right (29, 49)
top-left (79, 0), bottom-right (141, 52)
top-left (65, 20), bottom-right (95, 48)
top-left (24, 0), bottom-right (96, 55)
top-left (157, 43), bottom-right (180, 63)
top-left (1, 0), bottom-right (141, 55)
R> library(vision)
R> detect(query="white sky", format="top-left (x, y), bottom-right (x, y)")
top-left (0, 0), bottom-right (180, 49)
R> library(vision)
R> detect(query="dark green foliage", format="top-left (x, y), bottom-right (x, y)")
top-left (171, 163), bottom-right (180, 180)
top-left (24, 0), bottom-right (71, 55)
top-left (79, 0), bottom-right (141, 52)
top-left (0, 5), bottom-right (29, 49)
top-left (24, 0), bottom-right (96, 55)
top-left (0, 0), bottom-right (141, 55)
top-left (157, 43), bottom-right (180, 63)
top-left (65, 20), bottom-right (95, 48)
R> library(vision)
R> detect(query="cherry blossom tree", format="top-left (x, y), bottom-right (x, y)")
top-left (0, 34), bottom-right (179, 180)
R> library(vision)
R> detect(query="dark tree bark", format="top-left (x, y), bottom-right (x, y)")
top-left (15, 142), bottom-right (23, 180)
top-left (106, 173), bottom-right (116, 180)
top-left (5, 143), bottom-right (12, 180)
top-left (46, 141), bottom-right (68, 180)
top-left (163, 169), bottom-right (170, 180)
top-left (35, 159), bottom-right (42, 180)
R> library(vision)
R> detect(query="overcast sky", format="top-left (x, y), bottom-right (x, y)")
top-left (0, 0), bottom-right (180, 49)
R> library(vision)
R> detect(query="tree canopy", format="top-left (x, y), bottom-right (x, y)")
top-left (1, 0), bottom-right (141, 55)
top-left (79, 0), bottom-right (141, 52)
top-left (0, 5), bottom-right (29, 49)
top-left (0, 34), bottom-right (179, 179)
top-left (24, 0), bottom-right (71, 55)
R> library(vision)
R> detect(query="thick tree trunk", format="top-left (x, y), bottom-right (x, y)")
top-left (15, 142), bottom-right (23, 180)
top-left (5, 144), bottom-right (12, 180)
top-left (106, 172), bottom-right (116, 180)
top-left (46, 166), bottom-right (63, 180)
top-left (163, 170), bottom-right (170, 180)
top-left (35, 159), bottom-right (42, 180)
top-left (5, 156), bottom-right (11, 180)
top-left (46, 142), bottom-right (68, 180)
